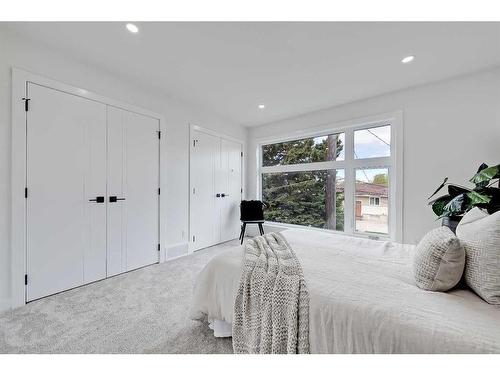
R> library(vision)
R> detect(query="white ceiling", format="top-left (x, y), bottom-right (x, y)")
top-left (2, 22), bottom-right (500, 127)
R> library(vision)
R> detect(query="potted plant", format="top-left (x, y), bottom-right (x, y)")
top-left (428, 163), bottom-right (500, 232)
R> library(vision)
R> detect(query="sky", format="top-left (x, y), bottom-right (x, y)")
top-left (314, 124), bottom-right (390, 160)
top-left (269, 125), bottom-right (390, 174)
top-left (356, 168), bottom-right (389, 183)
top-left (319, 125), bottom-right (390, 183)
top-left (354, 125), bottom-right (391, 159)
top-left (354, 125), bottom-right (390, 183)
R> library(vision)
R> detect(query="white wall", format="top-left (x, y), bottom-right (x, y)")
top-left (247, 67), bottom-right (500, 244)
top-left (0, 31), bottom-right (246, 310)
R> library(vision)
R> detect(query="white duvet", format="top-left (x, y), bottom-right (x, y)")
top-left (189, 228), bottom-right (500, 353)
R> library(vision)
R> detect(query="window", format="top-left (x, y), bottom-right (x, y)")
top-left (356, 168), bottom-right (389, 235)
top-left (261, 133), bottom-right (345, 231)
top-left (259, 116), bottom-right (400, 240)
top-left (354, 125), bottom-right (391, 159)
top-left (262, 133), bottom-right (345, 166)
top-left (262, 169), bottom-right (345, 231)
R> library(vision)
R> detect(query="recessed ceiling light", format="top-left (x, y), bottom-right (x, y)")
top-left (258, 104), bottom-right (266, 109)
top-left (126, 23), bottom-right (139, 33)
top-left (401, 55), bottom-right (415, 64)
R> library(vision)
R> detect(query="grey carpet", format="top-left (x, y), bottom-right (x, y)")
top-left (0, 240), bottom-right (241, 354)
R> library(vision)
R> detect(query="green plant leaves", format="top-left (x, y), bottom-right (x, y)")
top-left (448, 184), bottom-right (470, 197)
top-left (428, 177), bottom-right (448, 199)
top-left (428, 184), bottom-right (471, 217)
top-left (477, 163), bottom-right (489, 173)
top-left (430, 195), bottom-right (451, 216)
top-left (474, 187), bottom-right (500, 213)
top-left (467, 190), bottom-right (491, 205)
top-left (484, 187), bottom-right (500, 199)
top-left (441, 193), bottom-right (468, 217)
top-left (470, 164), bottom-right (500, 187)
top-left (429, 163), bottom-right (500, 219)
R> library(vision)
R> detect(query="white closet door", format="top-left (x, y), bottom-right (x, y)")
top-left (190, 130), bottom-right (218, 251)
top-left (26, 83), bottom-right (107, 301)
top-left (190, 130), bottom-right (242, 250)
top-left (220, 139), bottom-right (242, 242)
top-left (214, 138), bottom-right (223, 244)
top-left (107, 107), bottom-right (160, 273)
top-left (106, 107), bottom-right (126, 276)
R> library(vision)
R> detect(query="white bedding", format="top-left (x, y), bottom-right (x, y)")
top-left (189, 228), bottom-right (500, 353)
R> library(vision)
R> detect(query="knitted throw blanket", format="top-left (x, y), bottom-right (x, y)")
top-left (232, 232), bottom-right (310, 354)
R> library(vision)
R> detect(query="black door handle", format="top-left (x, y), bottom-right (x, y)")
top-left (89, 196), bottom-right (105, 203)
top-left (221, 193), bottom-right (229, 197)
top-left (109, 196), bottom-right (126, 203)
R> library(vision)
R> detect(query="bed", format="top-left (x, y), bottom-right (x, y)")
top-left (189, 228), bottom-right (500, 353)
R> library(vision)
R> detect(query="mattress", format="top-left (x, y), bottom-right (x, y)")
top-left (189, 228), bottom-right (500, 353)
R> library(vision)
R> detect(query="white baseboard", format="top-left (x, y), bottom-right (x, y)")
top-left (166, 241), bottom-right (189, 260)
top-left (0, 298), bottom-right (11, 312)
top-left (165, 253), bottom-right (188, 262)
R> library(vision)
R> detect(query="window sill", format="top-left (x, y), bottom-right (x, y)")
top-left (263, 221), bottom-right (391, 241)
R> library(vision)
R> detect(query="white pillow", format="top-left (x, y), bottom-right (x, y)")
top-left (413, 226), bottom-right (465, 292)
top-left (456, 208), bottom-right (500, 304)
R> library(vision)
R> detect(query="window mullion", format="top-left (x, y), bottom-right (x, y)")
top-left (261, 160), bottom-right (345, 174)
top-left (344, 128), bottom-right (355, 236)
top-left (352, 156), bottom-right (391, 169)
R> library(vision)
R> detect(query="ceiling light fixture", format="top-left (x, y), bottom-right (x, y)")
top-left (401, 55), bottom-right (415, 64)
top-left (258, 104), bottom-right (266, 109)
top-left (126, 23), bottom-right (139, 33)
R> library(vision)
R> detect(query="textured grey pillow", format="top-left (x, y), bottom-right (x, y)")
top-left (413, 226), bottom-right (465, 292)
top-left (456, 208), bottom-right (500, 304)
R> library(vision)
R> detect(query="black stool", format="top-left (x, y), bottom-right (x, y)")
top-left (239, 200), bottom-right (265, 244)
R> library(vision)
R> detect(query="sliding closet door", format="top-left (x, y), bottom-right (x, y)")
top-left (219, 139), bottom-right (242, 242)
top-left (190, 130), bottom-right (219, 251)
top-left (26, 83), bottom-right (107, 301)
top-left (107, 107), bottom-right (160, 273)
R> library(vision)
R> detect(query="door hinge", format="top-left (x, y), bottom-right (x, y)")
top-left (241, 151), bottom-right (243, 157)
top-left (193, 139), bottom-right (196, 147)
top-left (192, 187), bottom-right (195, 194)
top-left (157, 131), bottom-right (161, 139)
top-left (158, 188), bottom-right (161, 195)
top-left (158, 244), bottom-right (161, 252)
top-left (22, 98), bottom-right (30, 112)
top-left (24, 274), bottom-right (28, 285)
top-left (24, 187), bottom-right (28, 198)
top-left (241, 188), bottom-right (243, 194)
top-left (193, 235), bottom-right (195, 242)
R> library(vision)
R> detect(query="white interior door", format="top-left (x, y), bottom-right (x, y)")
top-left (107, 107), bottom-right (160, 273)
top-left (220, 139), bottom-right (242, 242)
top-left (26, 83), bottom-right (107, 301)
top-left (106, 107), bottom-right (126, 276)
top-left (214, 138), bottom-right (223, 244)
top-left (190, 130), bottom-right (242, 251)
top-left (190, 130), bottom-right (218, 251)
